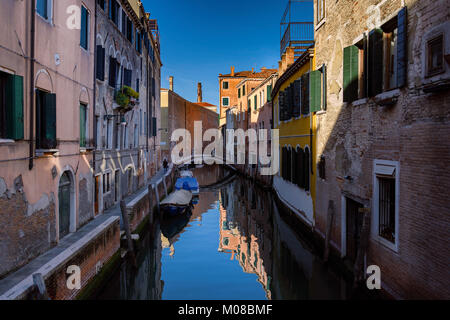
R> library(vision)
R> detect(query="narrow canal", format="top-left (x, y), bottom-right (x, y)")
top-left (95, 165), bottom-right (358, 300)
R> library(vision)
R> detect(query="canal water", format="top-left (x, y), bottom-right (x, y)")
top-left (95, 166), bottom-right (356, 300)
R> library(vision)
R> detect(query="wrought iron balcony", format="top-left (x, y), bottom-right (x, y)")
top-left (280, 22), bottom-right (314, 58)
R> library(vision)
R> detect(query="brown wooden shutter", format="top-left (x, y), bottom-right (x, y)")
top-left (368, 29), bottom-right (384, 96)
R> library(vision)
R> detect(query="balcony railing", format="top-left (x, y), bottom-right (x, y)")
top-left (281, 22), bottom-right (314, 58)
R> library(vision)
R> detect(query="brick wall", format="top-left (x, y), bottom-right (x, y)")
top-left (313, 0), bottom-right (450, 298)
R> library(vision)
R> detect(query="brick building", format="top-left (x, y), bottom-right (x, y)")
top-left (219, 67), bottom-right (277, 127)
top-left (312, 0), bottom-right (450, 299)
top-left (160, 77), bottom-right (219, 163)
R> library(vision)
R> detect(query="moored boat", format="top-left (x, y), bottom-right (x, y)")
top-left (160, 189), bottom-right (193, 217)
top-left (175, 176), bottom-right (200, 195)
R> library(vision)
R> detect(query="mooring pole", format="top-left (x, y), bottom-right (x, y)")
top-left (120, 200), bottom-right (136, 266)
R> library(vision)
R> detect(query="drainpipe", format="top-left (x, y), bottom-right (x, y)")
top-left (93, 2), bottom-right (97, 176)
top-left (28, 0), bottom-right (36, 170)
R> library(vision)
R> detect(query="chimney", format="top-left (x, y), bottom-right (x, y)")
top-left (231, 66), bottom-right (235, 77)
top-left (252, 67), bottom-right (254, 73)
top-left (261, 67), bottom-right (267, 72)
top-left (169, 76), bottom-right (174, 91)
top-left (197, 82), bottom-right (202, 103)
top-left (286, 47), bottom-right (295, 68)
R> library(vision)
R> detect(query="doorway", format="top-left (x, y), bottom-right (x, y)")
top-left (94, 174), bottom-right (100, 215)
top-left (58, 171), bottom-right (73, 239)
top-left (346, 197), bottom-right (364, 263)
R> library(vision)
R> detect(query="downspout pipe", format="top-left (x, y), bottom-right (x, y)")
top-left (29, 0), bottom-right (36, 170)
top-left (93, 2), bottom-right (97, 175)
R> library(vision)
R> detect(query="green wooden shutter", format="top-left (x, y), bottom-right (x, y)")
top-left (397, 7), bottom-right (407, 88)
top-left (152, 117), bottom-right (157, 136)
top-left (343, 45), bottom-right (359, 102)
top-left (292, 80), bottom-right (301, 117)
top-left (301, 73), bottom-right (310, 115)
top-left (267, 84), bottom-right (272, 102)
top-left (5, 75), bottom-right (24, 140)
top-left (287, 84), bottom-right (293, 119)
top-left (310, 70), bottom-right (322, 112)
top-left (238, 88), bottom-right (241, 98)
top-left (43, 92), bottom-right (57, 149)
top-left (248, 99), bottom-right (251, 113)
top-left (80, 104), bottom-right (86, 147)
top-left (368, 29), bottom-right (383, 96)
top-left (254, 95), bottom-right (257, 110)
top-left (80, 6), bottom-right (88, 49)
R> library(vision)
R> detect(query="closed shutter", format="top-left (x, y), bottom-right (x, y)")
top-left (80, 105), bottom-right (86, 147)
top-left (96, 46), bottom-right (105, 81)
top-left (80, 6), bottom-right (88, 49)
top-left (292, 80), bottom-right (301, 117)
top-left (238, 88), bottom-right (241, 98)
top-left (282, 147), bottom-right (287, 179)
top-left (287, 84), bottom-right (294, 119)
top-left (368, 28), bottom-right (383, 96)
top-left (310, 70), bottom-right (322, 112)
top-left (343, 45), bottom-right (359, 102)
top-left (287, 148), bottom-right (292, 182)
top-left (42, 92), bottom-right (57, 149)
top-left (267, 84), bottom-right (272, 102)
top-left (5, 75), bottom-right (24, 140)
top-left (109, 57), bottom-right (116, 87)
top-left (397, 7), bottom-right (407, 88)
top-left (298, 148), bottom-right (305, 188)
top-left (124, 69), bottom-right (132, 87)
top-left (152, 78), bottom-right (155, 97)
top-left (254, 95), bottom-right (257, 110)
top-left (248, 99), bottom-right (251, 113)
top-left (152, 117), bottom-right (157, 136)
top-left (301, 73), bottom-right (310, 115)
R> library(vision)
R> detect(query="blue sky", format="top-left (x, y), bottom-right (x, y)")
top-left (141, 0), bottom-right (313, 107)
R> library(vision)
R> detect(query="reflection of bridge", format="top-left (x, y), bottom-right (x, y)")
top-left (199, 171), bottom-right (236, 191)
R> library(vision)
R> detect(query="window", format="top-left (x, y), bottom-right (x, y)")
top-left (254, 95), bottom-right (257, 110)
top-left (96, 46), bottom-right (105, 80)
top-left (136, 78), bottom-right (140, 93)
top-left (106, 119), bottom-right (113, 149)
top-left (96, 116), bottom-right (101, 149)
top-left (242, 85), bottom-right (245, 95)
top-left (35, 89), bottom-right (56, 150)
top-left (121, 10), bottom-right (127, 34)
top-left (79, 103), bottom-right (87, 147)
top-left (37, 0), bottom-right (51, 21)
top-left (123, 68), bottom-right (132, 87)
top-left (115, 121), bottom-right (120, 149)
top-left (127, 18), bottom-right (133, 43)
top-left (222, 97), bottom-right (229, 106)
top-left (108, 56), bottom-right (120, 87)
top-left (97, 0), bottom-right (105, 10)
top-left (80, 6), bottom-right (89, 50)
top-left (238, 88), bottom-right (241, 98)
top-left (427, 35), bottom-right (444, 76)
top-left (109, 0), bottom-right (119, 25)
top-left (373, 160), bottom-right (399, 251)
top-left (222, 81), bottom-right (229, 90)
top-left (103, 171), bottom-right (111, 194)
top-left (317, 0), bottom-right (325, 23)
top-left (382, 20), bottom-right (399, 90)
top-left (136, 30), bottom-right (142, 53)
top-left (134, 124), bottom-right (138, 148)
top-left (0, 71), bottom-right (24, 140)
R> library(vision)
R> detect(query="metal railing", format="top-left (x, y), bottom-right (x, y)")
top-left (281, 22), bottom-right (314, 57)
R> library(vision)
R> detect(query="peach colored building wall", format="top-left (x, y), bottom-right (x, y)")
top-left (0, 0), bottom-right (96, 278)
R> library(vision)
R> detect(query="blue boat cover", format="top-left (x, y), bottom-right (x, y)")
top-left (175, 177), bottom-right (199, 191)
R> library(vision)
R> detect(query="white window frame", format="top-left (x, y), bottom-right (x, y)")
top-left (36, 0), bottom-right (53, 24)
top-left (222, 81), bottom-right (229, 90)
top-left (222, 97), bottom-right (230, 107)
top-left (372, 159), bottom-right (400, 252)
top-left (106, 119), bottom-right (113, 150)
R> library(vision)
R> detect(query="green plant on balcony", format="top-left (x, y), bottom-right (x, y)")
top-left (115, 85), bottom-right (139, 109)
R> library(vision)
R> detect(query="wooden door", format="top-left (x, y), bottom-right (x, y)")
top-left (346, 198), bottom-right (364, 263)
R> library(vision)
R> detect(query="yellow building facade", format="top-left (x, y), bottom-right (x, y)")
top-left (272, 48), bottom-right (324, 227)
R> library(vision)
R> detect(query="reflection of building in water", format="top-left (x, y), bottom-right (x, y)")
top-left (219, 178), bottom-right (273, 299)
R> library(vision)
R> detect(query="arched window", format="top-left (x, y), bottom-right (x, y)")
top-left (298, 147), bottom-right (305, 188)
top-left (287, 147), bottom-right (292, 182)
top-left (304, 147), bottom-right (310, 191)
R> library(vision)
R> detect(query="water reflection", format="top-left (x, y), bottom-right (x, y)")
top-left (96, 166), bottom-right (352, 300)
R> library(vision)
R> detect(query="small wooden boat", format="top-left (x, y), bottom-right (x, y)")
top-left (160, 189), bottom-right (193, 217)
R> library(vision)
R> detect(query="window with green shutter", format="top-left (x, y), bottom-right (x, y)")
top-left (301, 73), bottom-right (310, 115)
top-left (80, 104), bottom-right (87, 147)
top-left (242, 85), bottom-right (246, 95)
top-left (80, 6), bottom-right (89, 50)
top-left (310, 70), bottom-right (322, 112)
top-left (267, 84), bottom-right (272, 102)
top-left (152, 117), bottom-right (157, 136)
top-left (36, 89), bottom-right (57, 150)
top-left (397, 7), bottom-right (407, 87)
top-left (254, 95), bottom-right (257, 110)
top-left (0, 72), bottom-right (24, 140)
top-left (343, 45), bottom-right (359, 102)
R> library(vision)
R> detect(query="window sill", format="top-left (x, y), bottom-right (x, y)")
top-left (351, 98), bottom-right (368, 106)
top-left (374, 89), bottom-right (400, 106)
top-left (372, 234), bottom-right (399, 253)
top-left (0, 139), bottom-right (15, 145)
top-left (422, 78), bottom-right (450, 93)
top-left (36, 149), bottom-right (59, 157)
